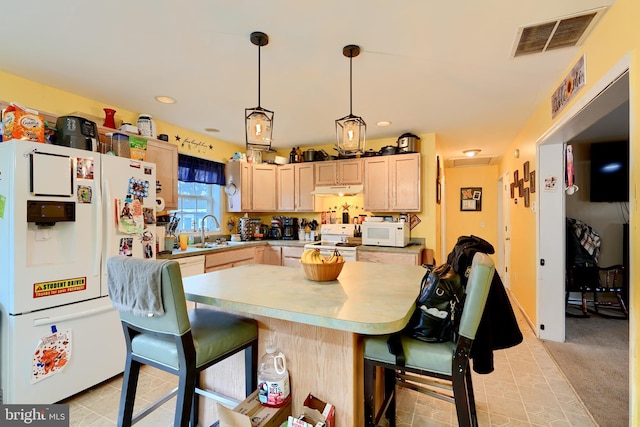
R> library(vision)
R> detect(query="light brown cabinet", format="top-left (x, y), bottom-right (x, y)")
top-left (314, 159), bottom-right (363, 186)
top-left (276, 163), bottom-right (316, 212)
top-left (363, 153), bottom-right (421, 212)
top-left (204, 247), bottom-right (257, 272)
top-left (281, 246), bottom-right (304, 267)
top-left (262, 245), bottom-right (283, 265)
top-left (357, 250), bottom-right (422, 266)
top-left (145, 139), bottom-right (179, 210)
top-left (226, 162), bottom-right (277, 212)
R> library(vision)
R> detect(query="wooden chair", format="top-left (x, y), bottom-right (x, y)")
top-left (363, 253), bottom-right (495, 427)
top-left (108, 257), bottom-right (258, 427)
top-left (566, 263), bottom-right (627, 319)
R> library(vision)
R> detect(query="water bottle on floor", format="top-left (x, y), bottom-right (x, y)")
top-left (257, 343), bottom-right (290, 407)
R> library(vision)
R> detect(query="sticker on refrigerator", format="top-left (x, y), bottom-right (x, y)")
top-left (31, 329), bottom-right (72, 384)
top-left (77, 185), bottom-right (93, 203)
top-left (119, 237), bottom-right (133, 256)
top-left (117, 198), bottom-right (144, 234)
top-left (33, 277), bottom-right (87, 298)
top-left (0, 194), bottom-right (5, 219)
top-left (76, 157), bottom-right (94, 180)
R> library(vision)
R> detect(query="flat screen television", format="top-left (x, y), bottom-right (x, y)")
top-left (589, 141), bottom-right (629, 202)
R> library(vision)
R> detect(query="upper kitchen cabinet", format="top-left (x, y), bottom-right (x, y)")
top-left (314, 159), bottom-right (363, 186)
top-left (277, 163), bottom-right (316, 212)
top-left (363, 153), bottom-right (421, 212)
top-left (145, 139), bottom-right (178, 210)
top-left (226, 161), bottom-right (277, 212)
top-left (252, 163), bottom-right (277, 211)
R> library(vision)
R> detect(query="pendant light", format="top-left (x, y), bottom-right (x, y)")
top-left (245, 31), bottom-right (274, 151)
top-left (336, 44), bottom-right (366, 156)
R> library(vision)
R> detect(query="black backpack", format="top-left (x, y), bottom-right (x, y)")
top-left (407, 263), bottom-right (464, 343)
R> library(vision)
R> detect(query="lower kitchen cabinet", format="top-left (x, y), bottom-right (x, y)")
top-left (281, 246), bottom-right (304, 267)
top-left (357, 250), bottom-right (422, 266)
top-left (262, 245), bottom-right (283, 266)
top-left (205, 247), bottom-right (257, 272)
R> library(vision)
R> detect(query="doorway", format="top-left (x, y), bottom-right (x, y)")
top-left (536, 56), bottom-right (630, 342)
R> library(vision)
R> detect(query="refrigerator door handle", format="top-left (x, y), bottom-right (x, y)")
top-left (33, 304), bottom-right (115, 326)
top-left (94, 167), bottom-right (104, 278)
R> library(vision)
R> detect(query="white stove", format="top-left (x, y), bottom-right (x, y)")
top-left (304, 224), bottom-right (359, 261)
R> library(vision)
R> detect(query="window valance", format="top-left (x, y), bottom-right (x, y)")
top-left (177, 154), bottom-right (226, 185)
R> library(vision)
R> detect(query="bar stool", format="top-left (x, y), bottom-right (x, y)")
top-left (363, 253), bottom-right (495, 427)
top-left (107, 257), bottom-right (258, 427)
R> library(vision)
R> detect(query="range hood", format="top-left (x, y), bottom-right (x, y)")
top-left (311, 184), bottom-right (363, 196)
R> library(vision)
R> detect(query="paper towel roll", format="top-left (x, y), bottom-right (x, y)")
top-left (155, 197), bottom-right (166, 212)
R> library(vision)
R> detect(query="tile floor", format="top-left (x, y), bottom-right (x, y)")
top-left (61, 308), bottom-right (597, 426)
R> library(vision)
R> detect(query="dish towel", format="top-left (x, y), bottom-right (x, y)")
top-left (107, 256), bottom-right (169, 317)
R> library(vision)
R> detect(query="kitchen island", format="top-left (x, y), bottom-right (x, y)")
top-left (182, 261), bottom-right (425, 425)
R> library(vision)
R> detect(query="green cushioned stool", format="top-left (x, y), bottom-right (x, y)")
top-left (363, 253), bottom-right (495, 427)
top-left (109, 257), bottom-right (258, 427)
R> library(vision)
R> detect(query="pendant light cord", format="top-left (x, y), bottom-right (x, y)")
top-left (349, 53), bottom-right (353, 116)
top-left (257, 44), bottom-right (262, 108)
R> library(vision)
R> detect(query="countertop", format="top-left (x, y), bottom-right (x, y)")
top-left (158, 239), bottom-right (425, 260)
top-left (182, 262), bottom-right (425, 334)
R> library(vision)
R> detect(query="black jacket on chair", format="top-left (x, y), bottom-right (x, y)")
top-left (447, 235), bottom-right (523, 374)
top-left (470, 271), bottom-right (523, 374)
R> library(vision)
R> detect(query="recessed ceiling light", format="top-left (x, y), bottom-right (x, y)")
top-left (155, 96), bottom-right (176, 104)
top-left (204, 128), bottom-right (220, 133)
top-left (376, 120), bottom-right (392, 127)
top-left (463, 149), bottom-right (481, 157)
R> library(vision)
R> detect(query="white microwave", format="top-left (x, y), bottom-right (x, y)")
top-left (361, 222), bottom-right (410, 247)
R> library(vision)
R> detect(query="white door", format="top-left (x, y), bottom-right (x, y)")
top-left (2, 297), bottom-right (125, 404)
top-left (497, 172), bottom-right (512, 288)
top-left (0, 141), bottom-right (103, 314)
top-left (101, 155), bottom-right (157, 295)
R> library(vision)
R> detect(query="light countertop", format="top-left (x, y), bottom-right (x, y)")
top-left (182, 262), bottom-right (425, 335)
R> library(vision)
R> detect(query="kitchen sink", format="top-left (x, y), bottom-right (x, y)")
top-left (189, 241), bottom-right (245, 248)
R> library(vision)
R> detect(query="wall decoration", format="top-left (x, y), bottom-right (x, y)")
top-left (551, 55), bottom-right (586, 118)
top-left (510, 182), bottom-right (515, 199)
top-left (174, 134), bottom-right (215, 154)
top-left (460, 187), bottom-right (482, 211)
top-left (513, 170), bottom-right (519, 185)
top-left (518, 179), bottom-right (524, 197)
top-left (523, 161), bottom-right (530, 181)
top-left (524, 188), bottom-right (531, 207)
top-left (530, 170), bottom-right (536, 193)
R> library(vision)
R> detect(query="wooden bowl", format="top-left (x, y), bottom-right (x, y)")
top-left (300, 260), bottom-right (345, 282)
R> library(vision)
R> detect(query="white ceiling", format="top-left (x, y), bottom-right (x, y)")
top-left (0, 0), bottom-right (617, 161)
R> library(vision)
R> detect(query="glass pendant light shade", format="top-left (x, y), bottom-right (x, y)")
top-left (336, 44), bottom-right (365, 156)
top-left (336, 114), bottom-right (366, 154)
top-left (245, 107), bottom-right (274, 150)
top-left (245, 31), bottom-right (273, 151)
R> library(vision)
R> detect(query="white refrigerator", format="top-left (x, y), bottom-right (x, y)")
top-left (0, 139), bottom-right (157, 404)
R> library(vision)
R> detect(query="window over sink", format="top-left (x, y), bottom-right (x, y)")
top-left (171, 182), bottom-right (223, 233)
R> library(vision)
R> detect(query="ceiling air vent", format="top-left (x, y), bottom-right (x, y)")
top-left (513, 8), bottom-right (606, 57)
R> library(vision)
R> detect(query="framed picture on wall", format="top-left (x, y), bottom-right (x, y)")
top-left (523, 161), bottom-right (530, 181)
top-left (510, 182), bottom-right (515, 198)
top-left (460, 187), bottom-right (482, 211)
top-left (524, 187), bottom-right (531, 207)
top-left (518, 179), bottom-right (524, 197)
top-left (514, 169), bottom-right (519, 184)
top-left (530, 170), bottom-right (536, 193)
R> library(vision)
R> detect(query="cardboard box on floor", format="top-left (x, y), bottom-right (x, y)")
top-left (286, 394), bottom-right (335, 427)
top-left (217, 390), bottom-right (291, 427)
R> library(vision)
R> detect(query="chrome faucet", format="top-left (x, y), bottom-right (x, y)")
top-left (201, 214), bottom-right (220, 244)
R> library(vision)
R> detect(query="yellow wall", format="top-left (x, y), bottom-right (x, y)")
top-left (498, 0), bottom-right (638, 420)
top-left (444, 165), bottom-right (499, 262)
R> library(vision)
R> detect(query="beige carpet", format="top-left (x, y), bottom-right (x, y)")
top-left (543, 312), bottom-right (628, 427)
